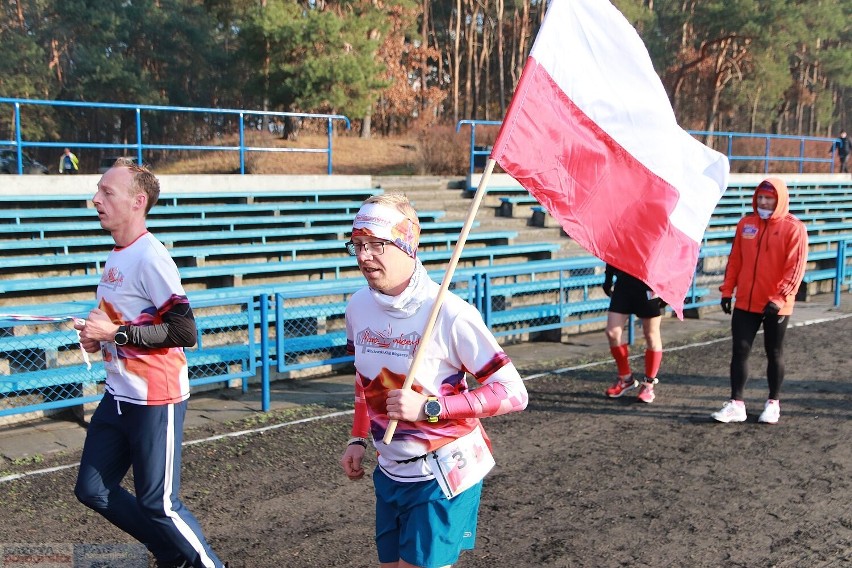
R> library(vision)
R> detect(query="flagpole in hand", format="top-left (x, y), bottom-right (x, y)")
top-left (382, 159), bottom-right (497, 445)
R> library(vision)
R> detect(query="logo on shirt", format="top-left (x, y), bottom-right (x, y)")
top-left (741, 225), bottom-right (759, 239)
top-left (355, 327), bottom-right (421, 357)
top-left (100, 267), bottom-right (125, 290)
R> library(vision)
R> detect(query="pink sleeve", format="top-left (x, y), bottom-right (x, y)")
top-left (440, 366), bottom-right (528, 419)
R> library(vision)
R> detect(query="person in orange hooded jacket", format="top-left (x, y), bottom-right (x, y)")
top-left (712, 177), bottom-right (808, 425)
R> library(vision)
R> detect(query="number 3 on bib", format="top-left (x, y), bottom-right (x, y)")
top-left (426, 425), bottom-right (495, 499)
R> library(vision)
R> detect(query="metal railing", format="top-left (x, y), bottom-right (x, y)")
top-left (691, 130), bottom-right (838, 174)
top-left (1, 240), bottom-right (847, 420)
top-left (0, 290), bottom-right (261, 420)
top-left (457, 120), bottom-right (840, 183)
top-left (0, 97), bottom-right (351, 175)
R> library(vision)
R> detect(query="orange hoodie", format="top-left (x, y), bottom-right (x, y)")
top-left (719, 177), bottom-right (808, 316)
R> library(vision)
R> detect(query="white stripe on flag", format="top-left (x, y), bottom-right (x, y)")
top-left (530, 0), bottom-right (729, 243)
top-left (491, 0), bottom-right (730, 317)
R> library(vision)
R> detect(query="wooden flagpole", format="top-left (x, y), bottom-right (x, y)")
top-left (382, 158), bottom-right (498, 444)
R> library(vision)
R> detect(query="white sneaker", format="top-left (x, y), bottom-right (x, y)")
top-left (711, 400), bottom-right (747, 423)
top-left (758, 400), bottom-right (780, 424)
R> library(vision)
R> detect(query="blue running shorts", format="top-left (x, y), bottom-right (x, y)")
top-left (373, 466), bottom-right (482, 568)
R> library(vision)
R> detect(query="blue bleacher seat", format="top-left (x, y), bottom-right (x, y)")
top-left (0, 210), bottom-right (449, 239)
top-left (0, 242), bottom-right (560, 295)
top-left (3, 179), bottom-right (850, 420)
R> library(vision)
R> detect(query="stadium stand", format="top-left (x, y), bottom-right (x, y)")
top-left (0, 242), bottom-right (561, 297)
top-left (0, 210), bottom-right (451, 240)
top-left (1, 176), bottom-right (850, 423)
top-left (0, 221), bottom-right (478, 256)
top-left (1, 229), bottom-right (517, 270)
top-left (0, 188), bottom-right (382, 209)
top-left (0, 201), bottom-right (372, 223)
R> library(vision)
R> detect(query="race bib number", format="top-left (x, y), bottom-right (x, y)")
top-left (425, 425), bottom-right (495, 499)
top-left (102, 342), bottom-right (122, 374)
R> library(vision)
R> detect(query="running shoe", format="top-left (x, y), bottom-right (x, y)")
top-left (637, 377), bottom-right (658, 403)
top-left (758, 399), bottom-right (780, 424)
top-left (711, 400), bottom-right (747, 423)
top-left (605, 375), bottom-right (638, 398)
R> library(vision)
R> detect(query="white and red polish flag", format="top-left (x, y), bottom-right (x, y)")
top-left (490, 0), bottom-right (729, 319)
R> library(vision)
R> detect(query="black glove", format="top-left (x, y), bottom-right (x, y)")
top-left (763, 302), bottom-right (780, 318)
top-left (602, 279), bottom-right (613, 297)
top-left (658, 297), bottom-right (668, 310)
top-left (720, 297), bottom-right (732, 315)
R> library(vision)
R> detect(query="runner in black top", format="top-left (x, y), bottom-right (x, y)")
top-left (601, 264), bottom-right (666, 403)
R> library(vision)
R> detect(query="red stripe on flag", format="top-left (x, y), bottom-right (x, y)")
top-left (493, 61), bottom-right (699, 316)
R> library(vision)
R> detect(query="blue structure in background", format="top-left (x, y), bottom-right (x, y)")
top-left (0, 98), bottom-right (840, 178)
top-left (0, 100), bottom-right (848, 421)
top-left (457, 119), bottom-right (840, 184)
top-left (0, 97), bottom-right (350, 175)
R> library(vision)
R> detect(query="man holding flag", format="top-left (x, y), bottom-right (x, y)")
top-left (339, 194), bottom-right (528, 568)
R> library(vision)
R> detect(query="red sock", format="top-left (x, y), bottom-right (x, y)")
top-left (610, 344), bottom-right (631, 376)
top-left (645, 349), bottom-right (663, 380)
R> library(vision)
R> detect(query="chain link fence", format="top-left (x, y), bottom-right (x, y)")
top-left (4, 249), bottom-right (847, 422)
top-left (0, 294), bottom-right (258, 424)
top-left (186, 295), bottom-right (258, 390)
top-left (483, 263), bottom-right (610, 342)
top-left (0, 316), bottom-right (103, 424)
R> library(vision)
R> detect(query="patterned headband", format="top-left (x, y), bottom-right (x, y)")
top-left (757, 181), bottom-right (777, 195)
top-left (352, 203), bottom-right (420, 258)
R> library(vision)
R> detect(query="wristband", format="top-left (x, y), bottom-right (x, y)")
top-left (348, 437), bottom-right (368, 448)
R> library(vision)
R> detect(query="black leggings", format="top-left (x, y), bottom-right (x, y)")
top-left (729, 308), bottom-right (790, 400)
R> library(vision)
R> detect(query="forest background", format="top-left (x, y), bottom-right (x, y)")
top-left (0, 0), bottom-right (850, 175)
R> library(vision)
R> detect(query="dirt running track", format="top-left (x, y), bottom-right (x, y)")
top-left (1, 315), bottom-right (851, 567)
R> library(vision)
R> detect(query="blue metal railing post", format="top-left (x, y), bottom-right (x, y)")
top-left (468, 122), bottom-right (477, 178)
top-left (456, 119), bottom-right (502, 191)
top-left (239, 112), bottom-right (246, 175)
top-left (327, 118), bottom-right (333, 175)
top-left (14, 102), bottom-right (23, 175)
top-left (242, 297), bottom-right (254, 394)
top-left (260, 293), bottom-right (270, 412)
top-left (135, 108), bottom-right (143, 164)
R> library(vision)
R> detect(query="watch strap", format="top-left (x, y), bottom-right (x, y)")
top-left (114, 325), bottom-right (129, 346)
top-left (347, 437), bottom-right (368, 448)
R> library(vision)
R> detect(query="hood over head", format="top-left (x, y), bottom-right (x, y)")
top-left (752, 177), bottom-right (789, 220)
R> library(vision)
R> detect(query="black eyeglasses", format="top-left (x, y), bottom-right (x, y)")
top-left (345, 241), bottom-right (387, 256)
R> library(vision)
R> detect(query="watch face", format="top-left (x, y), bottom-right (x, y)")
top-left (425, 400), bottom-right (441, 417)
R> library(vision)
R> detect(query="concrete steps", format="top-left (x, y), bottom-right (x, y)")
top-left (374, 175), bottom-right (588, 259)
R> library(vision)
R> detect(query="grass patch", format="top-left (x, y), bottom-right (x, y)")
top-left (11, 454), bottom-right (44, 467)
top-left (154, 132), bottom-right (421, 176)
